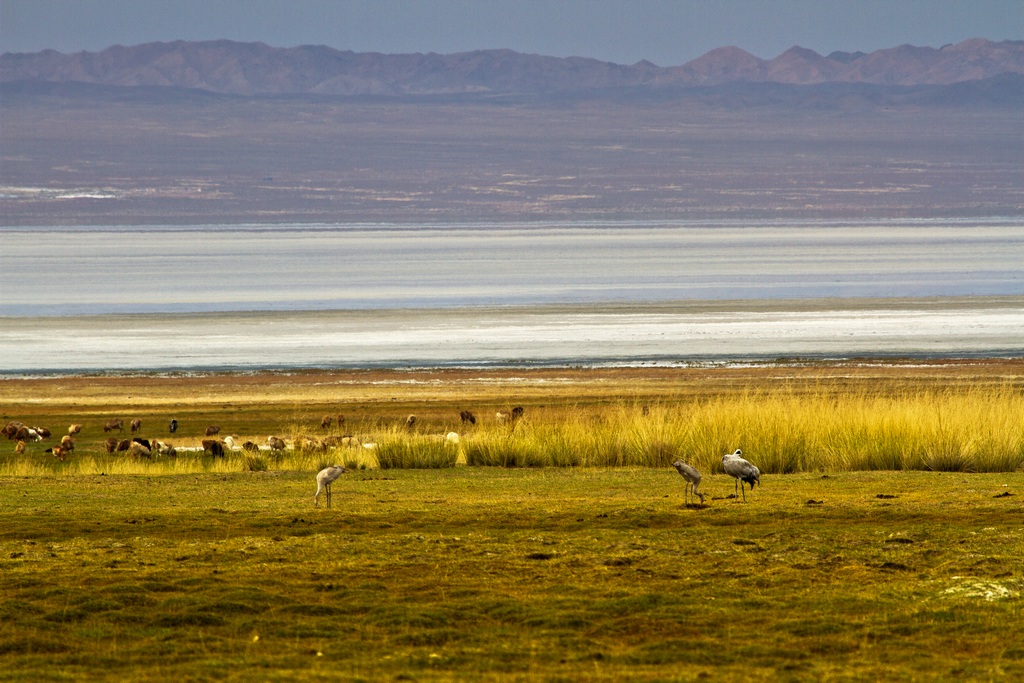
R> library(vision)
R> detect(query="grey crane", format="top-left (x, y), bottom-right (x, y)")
top-left (721, 448), bottom-right (760, 502)
top-left (672, 460), bottom-right (705, 506)
top-left (314, 465), bottom-right (348, 509)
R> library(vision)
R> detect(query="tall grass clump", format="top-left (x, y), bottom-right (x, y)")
top-left (456, 385), bottom-right (1024, 473)
top-left (463, 429), bottom-right (550, 467)
top-left (375, 435), bottom-right (458, 469)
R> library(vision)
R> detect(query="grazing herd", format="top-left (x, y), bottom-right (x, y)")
top-left (5, 410), bottom-right (763, 509)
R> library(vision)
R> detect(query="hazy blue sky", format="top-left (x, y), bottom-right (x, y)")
top-left (2, 0), bottom-right (1021, 66)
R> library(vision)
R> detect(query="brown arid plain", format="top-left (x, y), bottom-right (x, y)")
top-left (2, 361), bottom-right (1023, 680)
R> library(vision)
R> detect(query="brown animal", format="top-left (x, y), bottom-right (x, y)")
top-left (104, 437), bottom-right (119, 453)
top-left (406, 415), bottom-right (417, 430)
top-left (205, 425), bottom-right (221, 437)
top-left (267, 436), bottom-right (286, 451)
top-left (60, 435), bottom-right (75, 453)
top-left (69, 423), bottom-right (83, 436)
top-left (51, 445), bottom-right (67, 461)
top-left (34, 427), bottom-right (51, 439)
top-left (2, 421), bottom-right (24, 439)
top-left (15, 440), bottom-right (26, 454)
top-left (337, 415), bottom-right (345, 427)
top-left (320, 416), bottom-right (333, 429)
top-left (130, 418), bottom-right (142, 434)
top-left (129, 442), bottom-right (152, 458)
top-left (296, 437), bottom-right (327, 453)
top-left (117, 439), bottom-right (131, 451)
top-left (460, 410), bottom-right (477, 425)
top-left (202, 439), bottom-right (225, 457)
top-left (496, 406), bottom-right (525, 425)
top-left (103, 419), bottom-right (124, 433)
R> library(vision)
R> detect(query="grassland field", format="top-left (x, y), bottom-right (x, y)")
top-left (1, 361), bottom-right (1022, 681)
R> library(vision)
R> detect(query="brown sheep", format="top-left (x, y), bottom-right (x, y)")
top-left (69, 423), bottom-right (83, 436)
top-left (60, 435), bottom-right (75, 453)
top-left (202, 439), bottom-right (225, 457)
top-left (130, 418), bottom-right (142, 434)
top-left (406, 415), bottom-right (417, 430)
top-left (205, 425), bottom-right (221, 437)
top-left (2, 421), bottom-right (25, 439)
top-left (129, 442), bottom-right (152, 458)
top-left (267, 436), bottom-right (286, 451)
top-left (103, 419), bottom-right (124, 433)
top-left (51, 445), bottom-right (67, 461)
top-left (496, 406), bottom-right (524, 425)
top-left (117, 439), bottom-right (131, 452)
top-left (104, 437), bottom-right (119, 453)
top-left (460, 410), bottom-right (477, 425)
top-left (320, 416), bottom-right (333, 429)
top-left (15, 440), bottom-right (26, 454)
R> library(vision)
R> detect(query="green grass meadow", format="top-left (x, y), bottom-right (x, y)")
top-left (2, 467), bottom-right (1023, 681)
top-left (2, 367), bottom-right (1023, 680)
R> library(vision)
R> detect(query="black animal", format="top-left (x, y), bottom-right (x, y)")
top-left (169, 419), bottom-right (178, 433)
top-left (460, 410), bottom-right (477, 425)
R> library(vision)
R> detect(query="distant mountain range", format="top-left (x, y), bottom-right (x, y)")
top-left (3, 38), bottom-right (1023, 97)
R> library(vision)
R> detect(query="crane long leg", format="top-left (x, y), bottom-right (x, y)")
top-left (326, 483), bottom-right (332, 509)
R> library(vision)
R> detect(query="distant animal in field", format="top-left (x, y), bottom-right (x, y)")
top-left (296, 436), bottom-right (327, 452)
top-left (460, 410), bottom-right (477, 425)
top-left (336, 415), bottom-right (345, 427)
top-left (69, 423), bottom-right (83, 436)
top-left (202, 439), bottom-right (225, 457)
top-left (116, 439), bottom-right (131, 452)
top-left (50, 445), bottom-right (67, 461)
top-left (205, 425), bottom-right (221, 437)
top-left (128, 442), bottom-right (151, 458)
top-left (721, 449), bottom-right (761, 502)
top-left (33, 427), bottom-right (51, 439)
top-left (151, 440), bottom-right (175, 456)
top-left (2, 421), bottom-right (22, 439)
top-left (15, 440), bottom-right (26, 454)
top-left (267, 436), bottom-right (286, 451)
top-left (406, 415), bottom-right (417, 430)
top-left (321, 416), bottom-right (333, 429)
top-left (103, 419), bottom-right (124, 433)
top-left (104, 437), bottom-right (119, 453)
top-left (60, 435), bottom-right (75, 454)
top-left (130, 418), bottom-right (142, 434)
top-left (496, 406), bottom-right (524, 425)
top-left (131, 437), bottom-right (152, 451)
top-left (672, 460), bottom-right (705, 506)
top-left (314, 465), bottom-right (347, 509)
top-left (158, 442), bottom-right (177, 457)
top-left (168, 419), bottom-right (178, 433)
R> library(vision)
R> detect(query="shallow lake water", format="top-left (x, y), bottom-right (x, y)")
top-left (1, 220), bottom-right (1021, 371)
